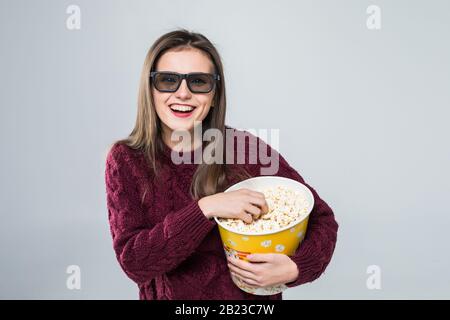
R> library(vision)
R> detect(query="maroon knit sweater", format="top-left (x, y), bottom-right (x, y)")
top-left (105, 128), bottom-right (338, 300)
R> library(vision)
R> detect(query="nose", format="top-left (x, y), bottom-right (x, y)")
top-left (175, 79), bottom-right (192, 99)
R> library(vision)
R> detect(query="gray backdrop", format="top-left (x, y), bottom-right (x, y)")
top-left (1, 0), bottom-right (449, 299)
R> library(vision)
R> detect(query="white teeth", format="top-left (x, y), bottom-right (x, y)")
top-left (170, 105), bottom-right (194, 112)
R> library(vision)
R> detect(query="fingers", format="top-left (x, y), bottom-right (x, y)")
top-left (230, 272), bottom-right (260, 287)
top-left (227, 256), bottom-right (264, 287)
top-left (244, 204), bottom-right (261, 219)
top-left (259, 201), bottom-right (269, 214)
top-left (240, 206), bottom-right (261, 223)
top-left (227, 262), bottom-right (260, 282)
top-left (239, 211), bottom-right (253, 224)
top-left (233, 189), bottom-right (269, 223)
top-left (228, 255), bottom-right (260, 271)
top-left (246, 193), bottom-right (269, 214)
top-left (247, 253), bottom-right (275, 263)
top-left (240, 189), bottom-right (269, 216)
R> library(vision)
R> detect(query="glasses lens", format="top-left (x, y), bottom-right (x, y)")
top-left (188, 74), bottom-right (214, 93)
top-left (154, 73), bottom-right (180, 92)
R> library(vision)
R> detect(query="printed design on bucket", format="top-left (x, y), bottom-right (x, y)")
top-left (297, 231), bottom-right (304, 238)
top-left (275, 244), bottom-right (285, 252)
top-left (242, 236), bottom-right (249, 241)
top-left (224, 247), bottom-right (238, 259)
top-left (227, 239), bottom-right (237, 247)
top-left (260, 240), bottom-right (272, 248)
top-left (223, 244), bottom-right (250, 260)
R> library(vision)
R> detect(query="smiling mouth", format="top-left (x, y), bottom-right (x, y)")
top-left (169, 104), bottom-right (196, 113)
top-left (169, 104), bottom-right (196, 118)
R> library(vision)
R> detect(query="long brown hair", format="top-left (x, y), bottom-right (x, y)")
top-left (113, 29), bottom-right (250, 199)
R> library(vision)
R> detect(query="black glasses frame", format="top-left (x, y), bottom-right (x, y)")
top-left (150, 71), bottom-right (220, 93)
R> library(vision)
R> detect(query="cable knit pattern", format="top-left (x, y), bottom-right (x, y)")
top-left (105, 128), bottom-right (338, 299)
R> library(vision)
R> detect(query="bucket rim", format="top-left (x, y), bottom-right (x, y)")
top-left (213, 176), bottom-right (315, 236)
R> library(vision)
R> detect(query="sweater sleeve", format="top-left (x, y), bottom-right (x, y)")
top-left (274, 153), bottom-right (338, 287)
top-left (249, 134), bottom-right (338, 287)
top-left (105, 145), bottom-right (217, 285)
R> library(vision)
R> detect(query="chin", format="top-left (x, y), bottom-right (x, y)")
top-left (166, 121), bottom-right (195, 133)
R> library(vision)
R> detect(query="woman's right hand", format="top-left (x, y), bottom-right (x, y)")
top-left (198, 189), bottom-right (269, 223)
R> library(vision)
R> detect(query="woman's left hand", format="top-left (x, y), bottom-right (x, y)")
top-left (226, 253), bottom-right (299, 288)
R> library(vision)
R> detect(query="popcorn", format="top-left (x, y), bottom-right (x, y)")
top-left (218, 185), bottom-right (310, 233)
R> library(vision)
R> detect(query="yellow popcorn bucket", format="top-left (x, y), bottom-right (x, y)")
top-left (214, 176), bottom-right (315, 295)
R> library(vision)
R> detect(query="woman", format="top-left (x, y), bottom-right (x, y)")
top-left (105, 29), bottom-right (338, 300)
